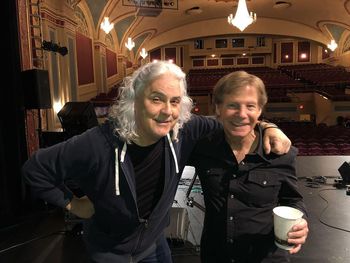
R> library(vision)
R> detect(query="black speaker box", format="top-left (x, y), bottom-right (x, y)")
top-left (57, 102), bottom-right (98, 137)
top-left (338, 162), bottom-right (350, 184)
top-left (22, 69), bottom-right (51, 109)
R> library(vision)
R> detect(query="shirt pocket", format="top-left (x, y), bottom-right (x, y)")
top-left (245, 171), bottom-right (282, 207)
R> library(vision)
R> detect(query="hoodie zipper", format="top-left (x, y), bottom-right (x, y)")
top-left (117, 134), bottom-right (178, 261)
top-left (119, 158), bottom-right (150, 260)
top-left (130, 218), bottom-right (149, 262)
top-left (129, 135), bottom-right (178, 260)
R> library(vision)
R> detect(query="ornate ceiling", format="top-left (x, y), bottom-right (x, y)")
top-left (79, 0), bottom-right (350, 52)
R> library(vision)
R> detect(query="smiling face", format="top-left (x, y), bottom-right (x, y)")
top-left (216, 85), bottom-right (262, 140)
top-left (134, 73), bottom-right (182, 146)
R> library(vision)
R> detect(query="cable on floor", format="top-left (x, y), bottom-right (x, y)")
top-left (0, 230), bottom-right (67, 254)
top-left (318, 188), bottom-right (350, 233)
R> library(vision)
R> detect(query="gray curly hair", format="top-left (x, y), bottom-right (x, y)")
top-left (108, 61), bottom-right (193, 143)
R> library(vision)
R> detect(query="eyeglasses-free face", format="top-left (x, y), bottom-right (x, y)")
top-left (134, 74), bottom-right (182, 146)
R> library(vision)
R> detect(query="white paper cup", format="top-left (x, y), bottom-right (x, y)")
top-left (273, 206), bottom-right (303, 250)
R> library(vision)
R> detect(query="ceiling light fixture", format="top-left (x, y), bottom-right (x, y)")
top-left (186, 6), bottom-right (203, 15)
top-left (140, 48), bottom-right (148, 59)
top-left (125, 37), bottom-right (135, 51)
top-left (100, 17), bottom-right (114, 34)
top-left (273, 1), bottom-right (291, 9)
top-left (327, 40), bottom-right (338, 51)
top-left (227, 0), bottom-right (257, 32)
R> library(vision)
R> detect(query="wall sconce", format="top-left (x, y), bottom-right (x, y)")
top-left (125, 37), bottom-right (135, 51)
top-left (300, 53), bottom-right (307, 59)
top-left (140, 48), bottom-right (148, 59)
top-left (101, 17), bottom-right (114, 34)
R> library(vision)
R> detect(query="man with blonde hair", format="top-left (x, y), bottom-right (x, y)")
top-left (189, 71), bottom-right (308, 263)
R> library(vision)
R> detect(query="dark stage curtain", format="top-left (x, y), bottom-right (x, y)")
top-left (0, 0), bottom-right (28, 228)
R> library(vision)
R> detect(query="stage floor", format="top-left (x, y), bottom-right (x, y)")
top-left (1, 168), bottom-right (349, 263)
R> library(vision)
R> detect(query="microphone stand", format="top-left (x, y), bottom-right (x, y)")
top-left (185, 172), bottom-right (205, 212)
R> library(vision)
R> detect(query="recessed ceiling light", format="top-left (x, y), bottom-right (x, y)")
top-left (273, 1), bottom-right (292, 9)
top-left (186, 6), bottom-right (203, 15)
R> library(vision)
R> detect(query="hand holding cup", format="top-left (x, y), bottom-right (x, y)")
top-left (273, 206), bottom-right (304, 251)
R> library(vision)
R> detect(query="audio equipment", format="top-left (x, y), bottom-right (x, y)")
top-left (338, 162), bottom-right (350, 184)
top-left (22, 69), bottom-right (51, 109)
top-left (57, 101), bottom-right (98, 137)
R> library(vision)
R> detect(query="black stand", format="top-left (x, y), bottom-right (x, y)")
top-left (185, 173), bottom-right (205, 212)
top-left (37, 108), bottom-right (44, 148)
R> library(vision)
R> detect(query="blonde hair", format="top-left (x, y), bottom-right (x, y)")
top-left (213, 70), bottom-right (268, 108)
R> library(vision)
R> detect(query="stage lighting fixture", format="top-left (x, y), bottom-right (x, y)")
top-left (42, 40), bottom-right (68, 56)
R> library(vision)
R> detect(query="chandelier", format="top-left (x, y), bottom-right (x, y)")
top-left (327, 40), bottom-right (338, 51)
top-left (100, 17), bottom-right (114, 34)
top-left (140, 48), bottom-right (148, 59)
top-left (125, 37), bottom-right (135, 51)
top-left (227, 0), bottom-right (257, 32)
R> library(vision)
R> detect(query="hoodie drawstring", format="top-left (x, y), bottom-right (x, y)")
top-left (115, 142), bottom-right (127, 196)
top-left (167, 134), bottom-right (179, 173)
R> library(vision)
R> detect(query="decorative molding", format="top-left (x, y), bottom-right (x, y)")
top-left (75, 8), bottom-right (89, 36)
top-left (343, 35), bottom-right (350, 53)
top-left (122, 0), bottom-right (178, 10)
top-left (66, 0), bottom-right (81, 9)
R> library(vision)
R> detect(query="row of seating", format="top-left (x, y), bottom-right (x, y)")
top-left (90, 84), bottom-right (120, 107)
top-left (297, 147), bottom-right (350, 156)
top-left (188, 64), bottom-right (350, 101)
top-left (279, 63), bottom-right (350, 86)
top-left (275, 121), bottom-right (350, 156)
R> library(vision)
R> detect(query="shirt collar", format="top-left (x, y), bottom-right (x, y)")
top-left (211, 124), bottom-right (272, 165)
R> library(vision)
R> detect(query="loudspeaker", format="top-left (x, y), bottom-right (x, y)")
top-left (22, 69), bottom-right (51, 109)
top-left (57, 102), bottom-right (98, 137)
top-left (338, 162), bottom-right (350, 184)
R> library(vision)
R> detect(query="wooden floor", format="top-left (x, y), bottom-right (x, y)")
top-left (1, 167), bottom-right (349, 263)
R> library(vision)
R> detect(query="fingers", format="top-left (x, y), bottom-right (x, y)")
top-left (270, 137), bottom-right (291, 155)
top-left (289, 244), bottom-right (301, 254)
top-left (286, 219), bottom-right (309, 254)
top-left (290, 219), bottom-right (309, 236)
top-left (265, 137), bottom-right (285, 155)
top-left (263, 127), bottom-right (291, 154)
top-left (287, 233), bottom-right (307, 247)
top-left (292, 219), bottom-right (308, 231)
top-left (283, 137), bottom-right (292, 153)
top-left (271, 139), bottom-right (284, 155)
top-left (263, 136), bottom-right (272, 154)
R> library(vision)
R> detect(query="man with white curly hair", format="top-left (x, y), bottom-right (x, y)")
top-left (23, 61), bottom-right (291, 262)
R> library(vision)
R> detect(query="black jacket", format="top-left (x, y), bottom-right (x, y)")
top-left (188, 125), bottom-right (307, 263)
top-left (23, 115), bottom-right (219, 262)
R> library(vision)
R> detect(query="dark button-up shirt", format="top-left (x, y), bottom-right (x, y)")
top-left (188, 125), bottom-right (307, 263)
